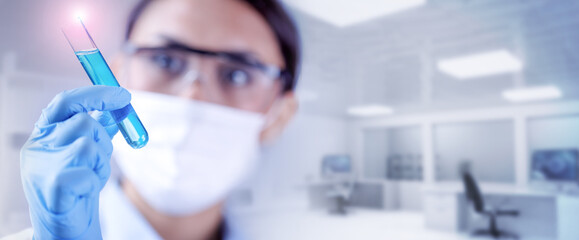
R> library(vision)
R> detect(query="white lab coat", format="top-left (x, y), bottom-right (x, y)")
top-left (1, 178), bottom-right (246, 240)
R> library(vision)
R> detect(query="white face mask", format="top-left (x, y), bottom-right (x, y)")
top-left (112, 91), bottom-right (265, 216)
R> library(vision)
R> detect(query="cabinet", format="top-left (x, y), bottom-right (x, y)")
top-left (423, 184), bottom-right (579, 240)
top-left (423, 191), bottom-right (466, 231)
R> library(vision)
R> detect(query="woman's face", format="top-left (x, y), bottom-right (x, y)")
top-left (120, 0), bottom-right (285, 114)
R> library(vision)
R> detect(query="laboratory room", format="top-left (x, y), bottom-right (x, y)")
top-left (2, 0), bottom-right (579, 240)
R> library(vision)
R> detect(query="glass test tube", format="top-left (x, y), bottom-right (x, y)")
top-left (62, 19), bottom-right (148, 149)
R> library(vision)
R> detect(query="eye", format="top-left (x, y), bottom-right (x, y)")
top-left (149, 51), bottom-right (186, 76)
top-left (220, 66), bottom-right (254, 87)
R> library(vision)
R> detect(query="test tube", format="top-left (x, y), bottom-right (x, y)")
top-left (62, 19), bottom-right (148, 149)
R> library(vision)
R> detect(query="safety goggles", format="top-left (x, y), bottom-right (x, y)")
top-left (123, 41), bottom-right (290, 110)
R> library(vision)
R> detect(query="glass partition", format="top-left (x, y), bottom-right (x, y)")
top-left (363, 126), bottom-right (422, 180)
top-left (433, 120), bottom-right (515, 183)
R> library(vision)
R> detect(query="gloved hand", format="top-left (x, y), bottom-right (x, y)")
top-left (20, 86), bottom-right (131, 240)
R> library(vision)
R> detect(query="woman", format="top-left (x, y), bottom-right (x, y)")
top-left (13, 0), bottom-right (300, 239)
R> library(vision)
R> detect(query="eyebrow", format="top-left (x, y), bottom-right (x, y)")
top-left (159, 35), bottom-right (259, 61)
top-left (146, 35), bottom-right (281, 73)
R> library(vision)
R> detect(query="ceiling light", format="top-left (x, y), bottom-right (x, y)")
top-left (284, 0), bottom-right (427, 27)
top-left (502, 86), bottom-right (562, 102)
top-left (437, 50), bottom-right (523, 79)
top-left (347, 105), bottom-right (394, 117)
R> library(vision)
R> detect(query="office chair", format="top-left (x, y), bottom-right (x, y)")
top-left (326, 181), bottom-right (354, 215)
top-left (462, 172), bottom-right (520, 239)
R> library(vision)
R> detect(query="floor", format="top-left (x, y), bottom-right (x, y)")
top-left (229, 209), bottom-right (497, 240)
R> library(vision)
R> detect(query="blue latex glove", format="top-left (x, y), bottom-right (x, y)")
top-left (21, 86), bottom-right (131, 240)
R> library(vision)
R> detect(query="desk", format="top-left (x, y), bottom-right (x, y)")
top-left (308, 180), bottom-right (385, 210)
top-left (422, 184), bottom-right (579, 240)
top-left (308, 180), bottom-right (424, 211)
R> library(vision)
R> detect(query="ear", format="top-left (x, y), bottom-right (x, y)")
top-left (259, 92), bottom-right (298, 144)
top-left (110, 53), bottom-right (128, 86)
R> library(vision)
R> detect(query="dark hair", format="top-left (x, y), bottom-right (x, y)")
top-left (125, 0), bottom-right (300, 92)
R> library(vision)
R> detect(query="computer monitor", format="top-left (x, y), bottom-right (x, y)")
top-left (530, 149), bottom-right (578, 181)
top-left (321, 155), bottom-right (352, 178)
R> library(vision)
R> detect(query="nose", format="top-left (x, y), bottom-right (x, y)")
top-left (178, 69), bottom-right (203, 101)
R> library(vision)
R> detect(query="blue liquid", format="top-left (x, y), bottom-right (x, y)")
top-left (76, 48), bottom-right (148, 149)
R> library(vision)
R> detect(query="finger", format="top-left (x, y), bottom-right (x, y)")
top-left (27, 117), bottom-right (113, 185)
top-left (43, 136), bottom-right (112, 188)
top-left (46, 167), bottom-right (101, 214)
top-left (38, 86), bottom-right (131, 126)
top-left (93, 147), bottom-right (112, 189)
top-left (47, 113), bottom-right (113, 155)
top-left (65, 136), bottom-right (112, 186)
top-left (47, 191), bottom-right (102, 239)
top-left (91, 111), bottom-right (119, 138)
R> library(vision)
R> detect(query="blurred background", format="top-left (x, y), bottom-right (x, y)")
top-left (2, 0), bottom-right (579, 239)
